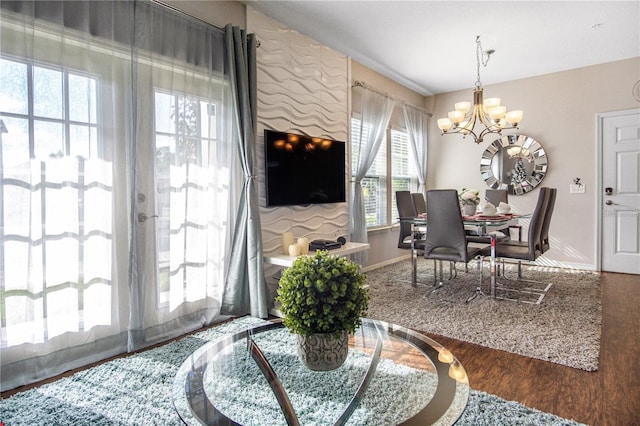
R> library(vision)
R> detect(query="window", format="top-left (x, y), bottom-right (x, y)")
top-left (153, 90), bottom-right (221, 308)
top-left (351, 117), bottom-right (417, 228)
top-left (1, 57), bottom-right (111, 346)
top-left (390, 129), bottom-right (417, 223)
top-left (1, 58), bottom-right (99, 160)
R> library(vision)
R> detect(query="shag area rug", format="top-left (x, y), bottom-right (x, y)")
top-left (365, 260), bottom-right (602, 371)
top-left (0, 317), bottom-right (584, 425)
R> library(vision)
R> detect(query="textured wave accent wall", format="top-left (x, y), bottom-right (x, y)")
top-left (247, 7), bottom-right (350, 259)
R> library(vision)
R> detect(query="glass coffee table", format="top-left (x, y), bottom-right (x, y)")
top-left (173, 318), bottom-right (469, 425)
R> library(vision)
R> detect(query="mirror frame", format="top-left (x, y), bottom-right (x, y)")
top-left (480, 134), bottom-right (548, 195)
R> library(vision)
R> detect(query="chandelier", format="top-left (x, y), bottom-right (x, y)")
top-left (437, 36), bottom-right (523, 144)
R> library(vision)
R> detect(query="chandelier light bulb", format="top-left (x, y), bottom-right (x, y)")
top-left (488, 106), bottom-right (507, 120)
top-left (448, 110), bottom-right (464, 124)
top-left (437, 118), bottom-right (453, 131)
top-left (484, 97), bottom-right (501, 108)
top-left (506, 110), bottom-right (523, 125)
top-left (455, 101), bottom-right (471, 113)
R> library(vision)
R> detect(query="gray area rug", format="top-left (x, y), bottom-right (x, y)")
top-left (0, 317), bottom-right (584, 425)
top-left (365, 260), bottom-right (602, 371)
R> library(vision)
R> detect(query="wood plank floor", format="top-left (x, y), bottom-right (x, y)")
top-left (2, 272), bottom-right (638, 425)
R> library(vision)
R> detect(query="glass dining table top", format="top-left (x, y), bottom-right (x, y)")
top-left (173, 318), bottom-right (469, 426)
top-left (404, 213), bottom-right (527, 227)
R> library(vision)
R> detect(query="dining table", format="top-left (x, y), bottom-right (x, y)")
top-left (401, 213), bottom-right (531, 299)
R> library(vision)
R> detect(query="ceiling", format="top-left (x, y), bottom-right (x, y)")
top-left (245, 1), bottom-right (640, 96)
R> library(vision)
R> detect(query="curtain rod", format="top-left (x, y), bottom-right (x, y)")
top-left (152, 0), bottom-right (224, 31)
top-left (352, 80), bottom-right (432, 117)
top-left (152, 1), bottom-right (262, 47)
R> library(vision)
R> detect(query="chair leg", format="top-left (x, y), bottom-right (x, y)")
top-left (425, 260), bottom-right (444, 297)
top-left (432, 260), bottom-right (442, 287)
top-left (518, 261), bottom-right (523, 279)
top-left (496, 260), bottom-right (553, 304)
top-left (425, 260), bottom-right (463, 300)
top-left (465, 255), bottom-right (486, 304)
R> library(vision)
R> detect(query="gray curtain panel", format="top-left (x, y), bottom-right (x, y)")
top-left (220, 25), bottom-right (268, 318)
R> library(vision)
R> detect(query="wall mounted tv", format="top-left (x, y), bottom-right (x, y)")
top-left (264, 130), bottom-right (346, 207)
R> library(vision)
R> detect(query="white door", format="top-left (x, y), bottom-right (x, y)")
top-left (600, 109), bottom-right (640, 274)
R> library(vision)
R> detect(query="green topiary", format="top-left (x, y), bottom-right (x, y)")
top-left (276, 250), bottom-right (369, 338)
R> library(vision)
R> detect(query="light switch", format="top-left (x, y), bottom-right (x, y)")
top-left (569, 184), bottom-right (586, 194)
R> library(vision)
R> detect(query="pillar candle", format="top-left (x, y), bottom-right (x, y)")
top-left (297, 237), bottom-right (309, 255)
top-left (288, 243), bottom-right (301, 257)
top-left (281, 231), bottom-right (294, 254)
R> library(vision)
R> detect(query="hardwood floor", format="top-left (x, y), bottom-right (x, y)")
top-left (423, 272), bottom-right (639, 425)
top-left (2, 272), bottom-right (638, 425)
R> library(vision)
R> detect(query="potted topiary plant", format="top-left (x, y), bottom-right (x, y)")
top-left (276, 250), bottom-right (369, 371)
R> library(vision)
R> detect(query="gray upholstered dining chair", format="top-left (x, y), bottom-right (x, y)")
top-left (481, 187), bottom-right (552, 303)
top-left (396, 190), bottom-right (424, 250)
top-left (485, 189), bottom-right (508, 206)
top-left (494, 187), bottom-right (549, 254)
top-left (411, 192), bottom-right (426, 215)
top-left (423, 189), bottom-right (484, 291)
top-left (540, 187), bottom-right (557, 254)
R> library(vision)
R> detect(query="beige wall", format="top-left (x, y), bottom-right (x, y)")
top-left (351, 60), bottom-right (426, 130)
top-left (427, 57), bottom-right (640, 270)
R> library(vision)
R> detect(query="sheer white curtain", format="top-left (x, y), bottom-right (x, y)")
top-left (349, 87), bottom-right (395, 262)
top-left (402, 105), bottom-right (429, 193)
top-left (0, 0), bottom-right (235, 390)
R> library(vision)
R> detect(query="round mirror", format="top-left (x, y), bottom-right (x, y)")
top-left (480, 134), bottom-right (548, 195)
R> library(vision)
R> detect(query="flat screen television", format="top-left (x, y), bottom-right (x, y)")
top-left (264, 130), bottom-right (346, 207)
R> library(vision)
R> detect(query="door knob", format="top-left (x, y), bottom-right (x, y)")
top-left (138, 212), bottom-right (159, 222)
top-left (605, 200), bottom-right (614, 205)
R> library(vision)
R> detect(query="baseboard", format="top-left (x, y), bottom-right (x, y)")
top-left (362, 255), bottom-right (411, 273)
top-left (497, 258), bottom-right (597, 273)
